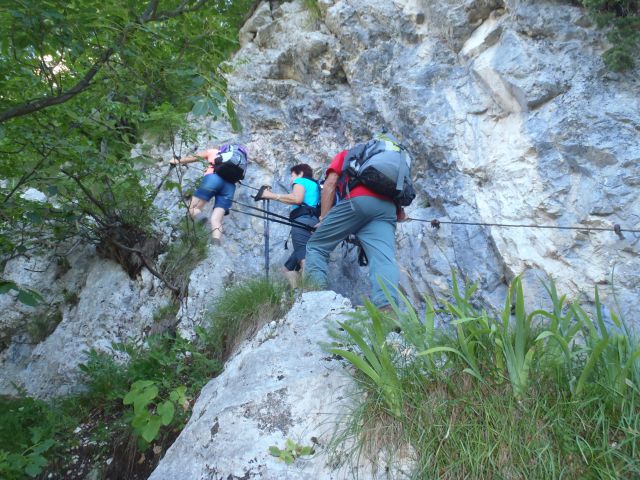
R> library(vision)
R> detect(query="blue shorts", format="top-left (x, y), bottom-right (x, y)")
top-left (193, 173), bottom-right (236, 212)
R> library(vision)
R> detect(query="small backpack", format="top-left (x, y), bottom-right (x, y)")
top-left (214, 144), bottom-right (248, 183)
top-left (340, 133), bottom-right (416, 207)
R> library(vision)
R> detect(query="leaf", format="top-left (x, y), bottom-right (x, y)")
top-left (157, 401), bottom-right (175, 426)
top-left (328, 348), bottom-right (380, 385)
top-left (299, 446), bottom-right (314, 456)
top-left (418, 346), bottom-right (463, 357)
top-left (25, 461), bottom-right (44, 477)
top-left (32, 439), bottom-right (55, 455)
top-left (575, 336), bottom-right (610, 396)
top-left (268, 446), bottom-right (281, 457)
top-left (141, 415), bottom-right (163, 443)
top-left (17, 290), bottom-right (42, 306)
top-left (0, 280), bottom-right (18, 294)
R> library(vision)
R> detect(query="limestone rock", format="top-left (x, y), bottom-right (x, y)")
top-left (3, 0), bottom-right (640, 402)
top-left (150, 291), bottom-right (414, 480)
top-left (0, 254), bottom-right (172, 397)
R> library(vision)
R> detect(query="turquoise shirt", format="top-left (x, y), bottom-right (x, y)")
top-left (292, 177), bottom-right (320, 209)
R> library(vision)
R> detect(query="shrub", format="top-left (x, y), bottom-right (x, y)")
top-left (581, 0), bottom-right (640, 71)
top-left (26, 307), bottom-right (63, 344)
top-left (0, 396), bottom-right (75, 479)
top-left (160, 218), bottom-right (210, 297)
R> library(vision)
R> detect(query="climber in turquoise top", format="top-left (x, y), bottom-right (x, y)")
top-left (291, 176), bottom-right (320, 212)
top-left (255, 164), bottom-right (320, 287)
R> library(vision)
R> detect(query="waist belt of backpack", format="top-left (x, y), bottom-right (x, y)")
top-left (289, 204), bottom-right (319, 221)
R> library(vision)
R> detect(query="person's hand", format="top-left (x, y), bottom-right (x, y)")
top-left (169, 157), bottom-right (180, 165)
top-left (253, 185), bottom-right (271, 201)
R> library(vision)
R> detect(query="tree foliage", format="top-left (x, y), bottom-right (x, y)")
top-left (0, 0), bottom-right (253, 281)
top-left (581, 0), bottom-right (640, 71)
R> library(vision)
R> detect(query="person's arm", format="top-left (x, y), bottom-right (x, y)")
top-left (261, 184), bottom-right (305, 205)
top-left (397, 206), bottom-right (407, 222)
top-left (319, 171), bottom-right (338, 221)
top-left (170, 149), bottom-right (217, 165)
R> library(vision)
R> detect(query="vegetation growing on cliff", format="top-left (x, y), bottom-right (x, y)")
top-left (330, 275), bottom-right (640, 478)
top-left (580, 0), bottom-right (639, 70)
top-left (0, 278), bottom-right (289, 479)
top-left (0, 0), bottom-right (253, 289)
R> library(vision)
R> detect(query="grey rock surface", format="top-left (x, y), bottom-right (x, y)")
top-left (150, 291), bottom-right (413, 480)
top-left (0, 251), bottom-right (172, 397)
top-left (2, 0), bottom-right (639, 414)
top-left (219, 0), bottom-right (639, 319)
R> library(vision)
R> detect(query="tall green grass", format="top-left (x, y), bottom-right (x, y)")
top-left (197, 278), bottom-right (292, 360)
top-left (329, 273), bottom-right (640, 478)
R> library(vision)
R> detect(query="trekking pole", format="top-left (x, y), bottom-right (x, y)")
top-left (239, 181), bottom-right (260, 192)
top-left (263, 198), bottom-right (270, 280)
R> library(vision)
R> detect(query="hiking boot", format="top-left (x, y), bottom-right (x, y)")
top-left (210, 237), bottom-right (221, 246)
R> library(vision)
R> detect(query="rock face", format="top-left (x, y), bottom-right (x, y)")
top-left (150, 292), bottom-right (405, 480)
top-left (2, 0), bottom-right (639, 401)
top-left (0, 249), bottom-right (172, 397)
top-left (221, 0), bottom-right (639, 316)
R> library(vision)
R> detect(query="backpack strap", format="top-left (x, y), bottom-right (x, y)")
top-left (395, 150), bottom-right (410, 193)
top-left (337, 143), bottom-right (367, 200)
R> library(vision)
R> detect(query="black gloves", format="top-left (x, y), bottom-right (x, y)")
top-left (253, 185), bottom-right (270, 201)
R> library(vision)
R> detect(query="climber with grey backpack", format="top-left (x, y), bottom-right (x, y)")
top-left (340, 132), bottom-right (416, 207)
top-left (305, 132), bottom-right (414, 308)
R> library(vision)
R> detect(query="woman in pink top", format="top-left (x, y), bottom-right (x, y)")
top-left (170, 145), bottom-right (245, 244)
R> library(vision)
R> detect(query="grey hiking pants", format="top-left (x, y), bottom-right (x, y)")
top-left (305, 196), bottom-right (398, 307)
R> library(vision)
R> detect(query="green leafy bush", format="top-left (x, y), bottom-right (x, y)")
top-left (0, 396), bottom-right (74, 479)
top-left (123, 381), bottom-right (187, 445)
top-left (0, 0), bottom-right (254, 283)
top-left (581, 0), bottom-right (640, 70)
top-left (269, 439), bottom-right (315, 464)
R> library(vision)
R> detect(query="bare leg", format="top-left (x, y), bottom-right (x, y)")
top-left (281, 267), bottom-right (299, 289)
top-left (210, 207), bottom-right (226, 243)
top-left (188, 197), bottom-right (208, 218)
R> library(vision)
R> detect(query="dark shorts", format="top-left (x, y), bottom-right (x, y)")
top-left (284, 214), bottom-right (318, 271)
top-left (193, 173), bottom-right (236, 212)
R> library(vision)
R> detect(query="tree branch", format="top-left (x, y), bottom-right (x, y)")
top-left (0, 0), bottom-right (213, 124)
top-left (60, 169), bottom-right (112, 220)
top-left (0, 48), bottom-right (115, 124)
top-left (149, 0), bottom-right (209, 22)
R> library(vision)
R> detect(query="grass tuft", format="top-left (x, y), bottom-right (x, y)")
top-left (197, 278), bottom-right (292, 360)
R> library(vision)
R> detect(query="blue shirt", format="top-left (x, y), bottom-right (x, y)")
top-left (292, 177), bottom-right (320, 209)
